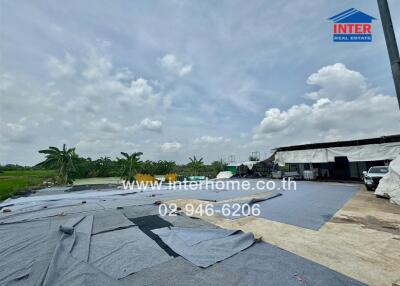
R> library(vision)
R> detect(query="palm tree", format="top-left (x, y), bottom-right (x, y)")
top-left (118, 152), bottom-right (143, 181)
top-left (188, 155), bottom-right (204, 176)
top-left (37, 144), bottom-right (77, 184)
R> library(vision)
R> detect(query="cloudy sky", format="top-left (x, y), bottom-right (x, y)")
top-left (1, 0), bottom-right (400, 165)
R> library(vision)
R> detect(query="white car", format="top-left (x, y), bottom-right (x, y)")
top-left (362, 166), bottom-right (389, 191)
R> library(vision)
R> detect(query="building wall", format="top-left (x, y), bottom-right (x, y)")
top-left (349, 162), bottom-right (359, 178)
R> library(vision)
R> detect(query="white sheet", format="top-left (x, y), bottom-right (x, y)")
top-left (375, 155), bottom-right (400, 205)
top-left (275, 142), bottom-right (400, 166)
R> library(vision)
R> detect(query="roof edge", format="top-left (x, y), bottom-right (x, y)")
top-left (273, 134), bottom-right (400, 152)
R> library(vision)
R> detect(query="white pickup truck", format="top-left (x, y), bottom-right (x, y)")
top-left (362, 166), bottom-right (389, 191)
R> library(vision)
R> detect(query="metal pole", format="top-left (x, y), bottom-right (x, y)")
top-left (377, 0), bottom-right (400, 109)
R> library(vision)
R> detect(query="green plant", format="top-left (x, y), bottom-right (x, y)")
top-left (156, 160), bottom-right (176, 175)
top-left (211, 159), bottom-right (227, 174)
top-left (188, 155), bottom-right (204, 176)
top-left (37, 144), bottom-right (77, 184)
top-left (118, 152), bottom-right (143, 181)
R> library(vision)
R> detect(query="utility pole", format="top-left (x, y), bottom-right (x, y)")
top-left (377, 0), bottom-right (400, 109)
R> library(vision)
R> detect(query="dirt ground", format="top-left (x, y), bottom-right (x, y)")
top-left (168, 186), bottom-right (400, 286)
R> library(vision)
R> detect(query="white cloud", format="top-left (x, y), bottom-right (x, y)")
top-left (120, 78), bottom-right (158, 105)
top-left (81, 53), bottom-right (113, 79)
top-left (160, 54), bottom-right (192, 76)
top-left (0, 73), bottom-right (13, 90)
top-left (0, 117), bottom-right (36, 144)
top-left (79, 53), bottom-right (161, 108)
top-left (194, 135), bottom-right (230, 144)
top-left (76, 138), bottom-right (140, 158)
top-left (304, 63), bottom-right (369, 101)
top-left (139, 118), bottom-right (162, 132)
top-left (86, 117), bottom-right (138, 135)
top-left (97, 118), bottom-right (121, 133)
top-left (178, 65), bottom-right (192, 76)
top-left (160, 141), bottom-right (182, 153)
top-left (254, 63), bottom-right (400, 146)
top-left (46, 53), bottom-right (76, 78)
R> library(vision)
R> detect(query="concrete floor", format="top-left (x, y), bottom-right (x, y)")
top-left (169, 184), bottom-right (400, 286)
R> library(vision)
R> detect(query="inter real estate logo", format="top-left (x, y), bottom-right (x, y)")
top-left (329, 8), bottom-right (376, 42)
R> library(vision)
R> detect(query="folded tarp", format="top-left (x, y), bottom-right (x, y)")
top-left (169, 227), bottom-right (238, 246)
top-left (152, 227), bottom-right (255, 267)
top-left (69, 215), bottom-right (93, 262)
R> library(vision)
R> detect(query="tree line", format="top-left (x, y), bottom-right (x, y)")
top-left (36, 144), bottom-right (227, 184)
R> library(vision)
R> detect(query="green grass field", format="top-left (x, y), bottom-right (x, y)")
top-left (0, 170), bottom-right (56, 201)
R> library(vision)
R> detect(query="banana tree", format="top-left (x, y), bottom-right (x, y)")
top-left (118, 152), bottom-right (143, 181)
top-left (188, 155), bottom-right (204, 176)
top-left (37, 144), bottom-right (77, 184)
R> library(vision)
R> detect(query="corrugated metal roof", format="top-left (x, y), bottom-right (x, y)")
top-left (273, 134), bottom-right (400, 152)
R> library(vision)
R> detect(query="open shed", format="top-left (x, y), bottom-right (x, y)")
top-left (273, 135), bottom-right (400, 180)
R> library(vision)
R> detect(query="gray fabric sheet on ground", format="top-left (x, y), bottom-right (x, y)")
top-left (249, 183), bottom-right (360, 230)
top-left (57, 211), bottom-right (171, 279)
top-left (95, 198), bottom-right (154, 209)
top-left (197, 241), bottom-right (367, 286)
top-left (0, 220), bottom-right (49, 285)
top-left (123, 241), bottom-right (367, 286)
top-left (221, 190), bottom-right (282, 204)
top-left (140, 188), bottom-right (273, 202)
top-left (0, 202), bottom-right (105, 224)
top-left (121, 203), bottom-right (220, 229)
top-left (122, 256), bottom-right (244, 286)
top-left (0, 200), bottom-right (82, 216)
top-left (162, 213), bottom-right (220, 229)
top-left (91, 209), bottom-right (134, 234)
top-left (121, 204), bottom-right (160, 219)
top-left (89, 227), bottom-right (173, 279)
top-left (152, 227), bottom-right (254, 267)
top-left (170, 227), bottom-right (238, 246)
top-left (69, 215), bottom-right (93, 261)
top-left (1, 201), bottom-right (368, 286)
top-left (0, 179), bottom-right (294, 224)
top-left (11, 213), bottom-right (172, 284)
top-left (29, 233), bottom-right (125, 286)
top-left (121, 257), bottom-right (213, 286)
top-left (208, 181), bottom-right (360, 230)
top-left (36, 186), bottom-right (72, 193)
top-left (212, 191), bottom-right (282, 219)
